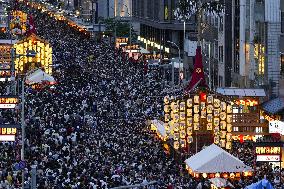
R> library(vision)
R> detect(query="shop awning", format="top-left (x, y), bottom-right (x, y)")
top-left (185, 144), bottom-right (252, 173)
top-left (216, 88), bottom-right (266, 97)
top-left (262, 97), bottom-right (284, 115)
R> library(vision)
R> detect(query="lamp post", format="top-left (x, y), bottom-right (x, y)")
top-left (167, 41), bottom-right (181, 87)
top-left (12, 50), bottom-right (37, 189)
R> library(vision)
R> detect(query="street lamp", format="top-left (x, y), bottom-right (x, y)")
top-left (167, 41), bottom-right (181, 87)
top-left (13, 50), bottom-right (37, 189)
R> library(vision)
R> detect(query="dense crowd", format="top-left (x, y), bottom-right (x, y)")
top-left (0, 3), bottom-right (283, 189)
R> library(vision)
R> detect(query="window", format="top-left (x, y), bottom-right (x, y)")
top-left (218, 76), bottom-right (223, 87)
top-left (219, 17), bottom-right (223, 32)
top-left (281, 12), bottom-right (284, 33)
top-left (219, 46), bottom-right (224, 63)
top-left (281, 54), bottom-right (284, 78)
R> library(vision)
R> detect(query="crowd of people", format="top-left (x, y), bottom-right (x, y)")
top-left (0, 2), bottom-right (282, 189)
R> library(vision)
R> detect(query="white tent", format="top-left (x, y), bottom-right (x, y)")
top-left (26, 69), bottom-right (55, 85)
top-left (185, 144), bottom-right (252, 173)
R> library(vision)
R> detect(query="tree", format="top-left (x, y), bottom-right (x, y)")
top-left (174, 0), bottom-right (224, 43)
top-left (101, 18), bottom-right (136, 41)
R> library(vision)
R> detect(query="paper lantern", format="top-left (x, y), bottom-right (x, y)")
top-left (165, 114), bottom-right (170, 122)
top-left (202, 173), bottom-right (207, 178)
top-left (194, 123), bottom-right (200, 130)
top-left (215, 173), bottom-right (220, 178)
top-left (170, 102), bottom-right (176, 110)
top-left (207, 96), bottom-right (213, 104)
top-left (194, 114), bottom-right (199, 123)
top-left (220, 112), bottom-right (226, 120)
top-left (220, 139), bottom-right (226, 147)
top-left (207, 105), bottom-right (213, 114)
top-left (214, 136), bottom-right (220, 144)
top-left (220, 121), bottom-right (226, 130)
top-left (187, 109), bottom-right (192, 117)
top-left (164, 105), bottom-right (170, 113)
top-left (180, 101), bottom-right (186, 111)
top-left (179, 121), bottom-right (186, 129)
top-left (187, 98), bottom-right (193, 107)
top-left (174, 123), bottom-right (179, 132)
top-left (207, 123), bottom-right (213, 130)
top-left (214, 99), bottom-right (220, 107)
top-left (174, 132), bottom-right (179, 140)
top-left (230, 173), bottom-right (235, 179)
top-left (180, 112), bottom-right (186, 120)
top-left (187, 127), bottom-right (193, 135)
top-left (226, 142), bottom-right (232, 150)
top-left (227, 124), bottom-right (232, 132)
top-left (227, 105), bottom-right (232, 113)
top-left (173, 114), bottom-right (179, 123)
top-left (213, 118), bottom-right (220, 126)
top-left (187, 136), bottom-right (193, 143)
top-left (194, 105), bottom-right (199, 113)
top-left (214, 126), bottom-right (220, 133)
top-left (207, 114), bottom-right (213, 123)
top-left (214, 108), bottom-right (220, 117)
top-left (180, 139), bottom-right (186, 148)
top-left (220, 131), bottom-right (226, 139)
top-left (194, 95), bottom-right (199, 104)
top-left (226, 133), bottom-right (232, 142)
top-left (187, 118), bottom-right (193, 126)
top-left (227, 115), bottom-right (232, 123)
top-left (220, 102), bottom-right (227, 111)
top-left (180, 130), bottom-right (186, 138)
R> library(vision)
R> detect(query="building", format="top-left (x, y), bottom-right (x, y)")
top-left (132, 0), bottom-right (195, 82)
top-left (231, 0), bottom-right (283, 98)
top-left (197, 0), bottom-right (283, 98)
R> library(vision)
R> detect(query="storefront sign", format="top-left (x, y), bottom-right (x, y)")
top-left (269, 120), bottom-right (284, 135)
top-left (0, 128), bottom-right (17, 141)
top-left (256, 146), bottom-right (281, 162)
top-left (0, 97), bottom-right (18, 109)
top-left (256, 155), bottom-right (281, 162)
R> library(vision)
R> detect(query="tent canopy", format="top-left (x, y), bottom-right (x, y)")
top-left (26, 69), bottom-right (55, 85)
top-left (185, 144), bottom-right (252, 173)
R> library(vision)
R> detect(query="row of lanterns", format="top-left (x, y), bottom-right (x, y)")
top-left (164, 92), bottom-right (233, 150)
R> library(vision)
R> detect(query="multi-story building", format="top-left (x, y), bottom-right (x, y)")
top-left (132, 0), bottom-right (195, 81)
top-left (196, 0), bottom-right (283, 98)
top-left (231, 0), bottom-right (282, 98)
top-left (279, 0), bottom-right (284, 96)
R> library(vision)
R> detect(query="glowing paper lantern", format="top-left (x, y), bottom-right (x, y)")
top-left (187, 127), bottom-right (193, 135)
top-left (194, 123), bottom-right (200, 130)
top-left (207, 96), bottom-right (213, 104)
top-left (194, 95), bottom-right (199, 104)
top-left (187, 109), bottom-right (192, 117)
top-left (187, 118), bottom-right (193, 126)
top-left (187, 98), bottom-right (193, 107)
top-left (207, 123), bottom-right (213, 130)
